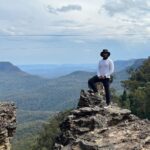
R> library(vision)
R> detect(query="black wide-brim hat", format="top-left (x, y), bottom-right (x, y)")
top-left (100, 49), bottom-right (111, 57)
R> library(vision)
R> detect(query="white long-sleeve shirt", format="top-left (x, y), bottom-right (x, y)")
top-left (97, 58), bottom-right (114, 78)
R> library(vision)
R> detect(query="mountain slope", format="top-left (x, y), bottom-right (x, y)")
top-left (0, 59), bottom-right (145, 111)
top-left (0, 62), bottom-right (24, 73)
top-left (0, 63), bottom-right (90, 111)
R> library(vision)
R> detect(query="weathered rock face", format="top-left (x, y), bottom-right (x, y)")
top-left (0, 103), bottom-right (16, 150)
top-left (54, 90), bottom-right (150, 150)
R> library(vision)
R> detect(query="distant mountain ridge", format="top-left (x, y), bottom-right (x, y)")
top-left (0, 58), bottom-right (146, 111)
top-left (19, 59), bottom-right (145, 78)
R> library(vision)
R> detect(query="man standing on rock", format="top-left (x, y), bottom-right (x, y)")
top-left (88, 49), bottom-right (114, 108)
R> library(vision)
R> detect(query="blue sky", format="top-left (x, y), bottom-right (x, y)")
top-left (0, 0), bottom-right (150, 64)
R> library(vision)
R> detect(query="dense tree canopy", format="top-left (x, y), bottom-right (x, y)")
top-left (31, 110), bottom-right (71, 150)
top-left (121, 57), bottom-right (150, 119)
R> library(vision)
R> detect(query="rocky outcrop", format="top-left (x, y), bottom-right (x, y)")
top-left (0, 103), bottom-right (16, 150)
top-left (54, 90), bottom-right (150, 150)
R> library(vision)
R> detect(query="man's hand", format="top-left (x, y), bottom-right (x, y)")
top-left (98, 75), bottom-right (106, 79)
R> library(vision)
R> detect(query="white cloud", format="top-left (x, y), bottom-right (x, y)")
top-left (0, 0), bottom-right (150, 42)
top-left (47, 4), bottom-right (82, 14)
top-left (102, 0), bottom-right (150, 17)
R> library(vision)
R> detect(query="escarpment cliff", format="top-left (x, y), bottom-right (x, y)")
top-left (54, 90), bottom-right (150, 150)
top-left (0, 103), bottom-right (16, 150)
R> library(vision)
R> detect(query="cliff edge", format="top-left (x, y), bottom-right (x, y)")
top-left (54, 90), bottom-right (150, 150)
top-left (0, 103), bottom-right (16, 150)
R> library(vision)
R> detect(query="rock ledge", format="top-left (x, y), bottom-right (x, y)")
top-left (54, 90), bottom-right (150, 150)
top-left (0, 103), bottom-right (16, 150)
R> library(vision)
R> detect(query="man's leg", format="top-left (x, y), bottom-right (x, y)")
top-left (102, 78), bottom-right (111, 105)
top-left (88, 75), bottom-right (100, 93)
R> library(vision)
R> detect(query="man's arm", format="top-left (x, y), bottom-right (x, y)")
top-left (105, 59), bottom-right (114, 77)
top-left (109, 59), bottom-right (114, 75)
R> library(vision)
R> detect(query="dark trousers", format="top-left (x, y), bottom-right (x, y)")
top-left (88, 75), bottom-right (110, 105)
